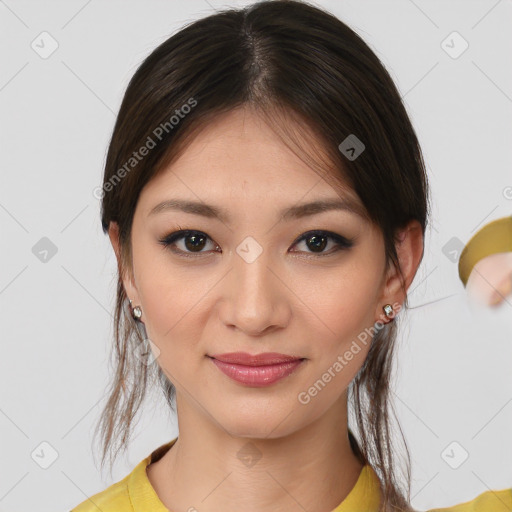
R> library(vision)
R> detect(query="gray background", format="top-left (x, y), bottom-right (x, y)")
top-left (1, 0), bottom-right (511, 510)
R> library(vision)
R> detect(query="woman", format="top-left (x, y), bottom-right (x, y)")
top-left (71, 1), bottom-right (511, 510)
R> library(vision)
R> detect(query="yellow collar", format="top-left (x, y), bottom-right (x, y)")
top-left (128, 438), bottom-right (382, 511)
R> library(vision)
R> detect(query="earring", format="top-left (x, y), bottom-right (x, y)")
top-left (129, 299), bottom-right (143, 321)
top-left (383, 304), bottom-right (394, 319)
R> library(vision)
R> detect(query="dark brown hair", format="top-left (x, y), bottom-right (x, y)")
top-left (94, 1), bottom-right (430, 510)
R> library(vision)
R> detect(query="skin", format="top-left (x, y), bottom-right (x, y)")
top-left (109, 106), bottom-right (424, 512)
top-left (466, 252), bottom-right (512, 307)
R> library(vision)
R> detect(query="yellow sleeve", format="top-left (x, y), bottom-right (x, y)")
top-left (428, 487), bottom-right (512, 511)
top-left (458, 215), bottom-right (512, 287)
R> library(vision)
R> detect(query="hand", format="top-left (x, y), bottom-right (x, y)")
top-left (466, 252), bottom-right (512, 307)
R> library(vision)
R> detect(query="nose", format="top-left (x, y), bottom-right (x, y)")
top-left (219, 249), bottom-right (291, 337)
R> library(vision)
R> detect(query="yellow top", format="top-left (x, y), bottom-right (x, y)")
top-left (458, 215), bottom-right (512, 286)
top-left (71, 437), bottom-right (512, 511)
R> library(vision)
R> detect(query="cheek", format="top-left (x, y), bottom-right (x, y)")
top-left (138, 275), bottom-right (209, 385)
top-left (131, 243), bottom-right (199, 346)
top-left (313, 257), bottom-right (382, 339)
top-left (140, 272), bottom-right (203, 344)
top-left (305, 256), bottom-right (382, 388)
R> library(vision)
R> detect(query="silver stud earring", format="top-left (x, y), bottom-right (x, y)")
top-left (129, 299), bottom-right (143, 321)
top-left (383, 304), bottom-right (394, 318)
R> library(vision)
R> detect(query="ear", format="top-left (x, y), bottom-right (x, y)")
top-left (108, 221), bottom-right (141, 306)
top-left (375, 219), bottom-right (424, 322)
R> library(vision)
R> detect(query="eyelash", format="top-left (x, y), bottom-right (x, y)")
top-left (158, 226), bottom-right (354, 259)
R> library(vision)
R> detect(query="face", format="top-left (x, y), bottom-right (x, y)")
top-left (113, 106), bottom-right (393, 438)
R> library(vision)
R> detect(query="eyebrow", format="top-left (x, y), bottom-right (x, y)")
top-left (148, 197), bottom-right (367, 223)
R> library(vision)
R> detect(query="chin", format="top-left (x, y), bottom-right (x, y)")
top-left (211, 406), bottom-right (299, 440)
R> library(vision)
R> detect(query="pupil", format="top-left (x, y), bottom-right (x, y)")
top-left (307, 234), bottom-right (327, 252)
top-left (185, 233), bottom-right (206, 251)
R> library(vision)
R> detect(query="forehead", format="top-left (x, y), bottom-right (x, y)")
top-left (138, 106), bottom-right (363, 216)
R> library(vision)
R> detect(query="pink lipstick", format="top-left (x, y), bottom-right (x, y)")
top-left (209, 352), bottom-right (305, 387)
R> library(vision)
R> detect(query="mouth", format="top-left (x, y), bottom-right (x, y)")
top-left (208, 351), bottom-right (304, 366)
top-left (207, 352), bottom-right (306, 387)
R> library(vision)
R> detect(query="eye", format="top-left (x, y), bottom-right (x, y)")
top-left (290, 230), bottom-right (354, 256)
top-left (158, 228), bottom-right (354, 258)
top-left (158, 228), bottom-right (219, 258)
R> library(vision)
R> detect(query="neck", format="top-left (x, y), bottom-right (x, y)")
top-left (147, 390), bottom-right (365, 512)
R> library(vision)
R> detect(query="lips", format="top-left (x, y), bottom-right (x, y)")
top-left (209, 352), bottom-right (303, 366)
top-left (208, 352), bottom-right (305, 387)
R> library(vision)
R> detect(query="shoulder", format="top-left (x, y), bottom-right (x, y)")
top-left (427, 487), bottom-right (512, 512)
top-left (70, 470), bottom-right (133, 512)
top-left (69, 438), bottom-right (177, 512)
